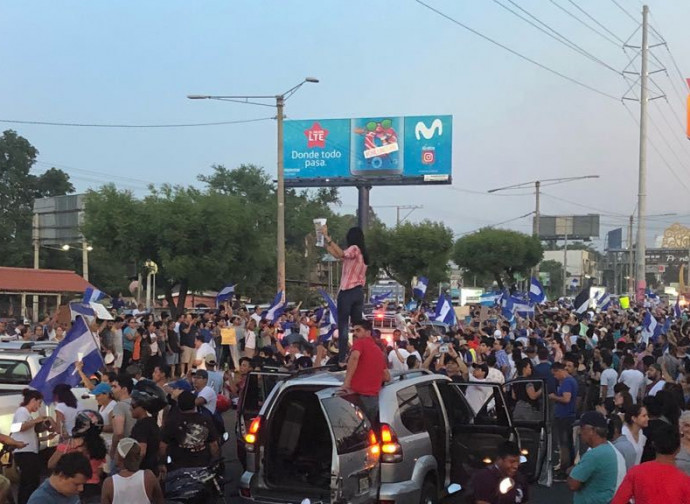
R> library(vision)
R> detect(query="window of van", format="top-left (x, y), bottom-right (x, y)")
top-left (0, 360), bottom-right (31, 384)
top-left (321, 396), bottom-right (373, 454)
top-left (397, 386), bottom-right (424, 433)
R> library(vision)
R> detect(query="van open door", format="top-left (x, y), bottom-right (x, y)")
top-left (503, 378), bottom-right (550, 483)
top-left (438, 380), bottom-right (516, 489)
top-left (315, 389), bottom-right (380, 504)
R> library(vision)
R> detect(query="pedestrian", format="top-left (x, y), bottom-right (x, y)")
top-left (193, 334), bottom-right (215, 370)
top-left (321, 225), bottom-right (369, 366)
top-left (608, 414), bottom-right (636, 472)
top-left (340, 319), bottom-right (390, 423)
top-left (549, 361), bottom-right (578, 480)
top-left (611, 422), bottom-right (690, 504)
top-left (27, 452), bottom-right (93, 504)
top-left (110, 376), bottom-right (136, 465)
top-left (622, 403), bottom-right (649, 466)
top-left (511, 358), bottom-right (543, 422)
top-left (619, 354), bottom-right (646, 404)
top-left (130, 380), bottom-right (166, 476)
top-left (567, 411), bottom-right (625, 504)
top-left (470, 441), bottom-right (529, 504)
top-left (53, 383), bottom-right (79, 441)
top-left (101, 438), bottom-right (164, 504)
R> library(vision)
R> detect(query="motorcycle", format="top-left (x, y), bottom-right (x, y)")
top-left (164, 460), bottom-right (225, 504)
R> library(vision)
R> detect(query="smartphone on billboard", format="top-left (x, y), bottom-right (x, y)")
top-left (350, 117), bottom-right (404, 177)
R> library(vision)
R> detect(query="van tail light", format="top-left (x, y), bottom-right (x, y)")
top-left (369, 430), bottom-right (380, 456)
top-left (245, 416), bottom-right (262, 451)
top-left (379, 424), bottom-right (402, 463)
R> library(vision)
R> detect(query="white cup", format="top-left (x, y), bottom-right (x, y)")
top-left (314, 218), bottom-right (327, 247)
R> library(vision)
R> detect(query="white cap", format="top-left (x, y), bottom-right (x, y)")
top-left (493, 330), bottom-right (502, 338)
top-left (117, 437), bottom-right (138, 458)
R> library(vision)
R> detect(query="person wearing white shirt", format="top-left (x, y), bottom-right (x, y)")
top-left (622, 403), bottom-right (648, 465)
top-left (388, 341), bottom-right (410, 371)
top-left (618, 355), bottom-right (646, 403)
top-left (250, 306), bottom-right (262, 325)
top-left (466, 363), bottom-right (493, 414)
top-left (646, 363), bottom-right (666, 397)
top-left (193, 370), bottom-right (217, 414)
top-left (193, 335), bottom-right (216, 370)
top-left (600, 352), bottom-right (618, 409)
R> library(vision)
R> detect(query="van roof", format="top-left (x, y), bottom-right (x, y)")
top-left (277, 368), bottom-right (436, 389)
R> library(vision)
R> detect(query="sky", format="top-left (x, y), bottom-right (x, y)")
top-left (2, 0), bottom-right (690, 250)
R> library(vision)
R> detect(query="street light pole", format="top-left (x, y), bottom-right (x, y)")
top-left (187, 78), bottom-right (319, 298)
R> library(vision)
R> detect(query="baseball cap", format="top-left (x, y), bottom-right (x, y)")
top-left (204, 353), bottom-right (217, 365)
top-left (578, 411), bottom-right (607, 429)
top-left (90, 383), bottom-right (112, 396)
top-left (117, 437), bottom-right (138, 458)
top-left (193, 369), bottom-right (208, 380)
top-left (104, 352), bottom-right (115, 365)
top-left (170, 379), bottom-right (192, 392)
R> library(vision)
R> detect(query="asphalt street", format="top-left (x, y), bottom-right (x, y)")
top-left (221, 410), bottom-right (572, 504)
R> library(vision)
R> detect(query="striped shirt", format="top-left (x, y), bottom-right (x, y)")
top-left (340, 245), bottom-right (367, 291)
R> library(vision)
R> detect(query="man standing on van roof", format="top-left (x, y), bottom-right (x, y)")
top-left (341, 319), bottom-right (390, 420)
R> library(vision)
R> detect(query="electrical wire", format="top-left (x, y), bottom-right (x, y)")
top-left (540, 192), bottom-right (629, 217)
top-left (564, 0), bottom-right (626, 44)
top-left (34, 160), bottom-right (156, 186)
top-left (413, 0), bottom-right (621, 101)
top-left (491, 0), bottom-right (622, 75)
top-left (547, 0), bottom-right (621, 46)
top-left (0, 116), bottom-right (274, 129)
top-left (457, 211), bottom-right (534, 236)
top-left (608, 0), bottom-right (639, 24)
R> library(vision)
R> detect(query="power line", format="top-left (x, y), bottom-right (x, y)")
top-left (0, 116), bottom-right (274, 129)
top-left (414, 0), bottom-right (621, 101)
top-left (540, 192), bottom-right (629, 217)
top-left (457, 211), bottom-right (534, 236)
top-left (547, 0), bottom-right (621, 46)
top-left (34, 160), bottom-right (156, 186)
top-left (492, 0), bottom-right (622, 75)
top-left (608, 0), bottom-right (639, 24)
top-left (564, 0), bottom-right (626, 44)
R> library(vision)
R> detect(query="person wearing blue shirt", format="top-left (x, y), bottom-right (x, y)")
top-left (550, 361), bottom-right (579, 480)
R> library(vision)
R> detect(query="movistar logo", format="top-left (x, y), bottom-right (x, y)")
top-left (415, 118), bottom-right (443, 140)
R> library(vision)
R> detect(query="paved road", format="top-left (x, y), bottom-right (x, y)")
top-left (221, 410), bottom-right (572, 504)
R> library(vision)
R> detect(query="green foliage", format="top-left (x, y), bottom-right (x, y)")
top-left (453, 228), bottom-right (543, 289)
top-left (367, 220), bottom-right (454, 295)
top-left (0, 130), bottom-right (74, 267)
top-left (539, 259), bottom-right (564, 298)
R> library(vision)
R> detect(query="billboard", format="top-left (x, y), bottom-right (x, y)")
top-left (33, 194), bottom-right (85, 245)
top-left (606, 228), bottom-right (623, 250)
top-left (283, 115), bottom-right (452, 187)
top-left (535, 215), bottom-right (600, 240)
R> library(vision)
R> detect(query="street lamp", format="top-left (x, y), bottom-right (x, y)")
top-left (187, 77), bottom-right (319, 298)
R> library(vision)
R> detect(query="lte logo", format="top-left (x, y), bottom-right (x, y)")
top-left (304, 122), bottom-right (328, 148)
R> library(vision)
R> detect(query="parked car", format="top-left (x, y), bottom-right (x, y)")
top-left (238, 369), bottom-right (549, 504)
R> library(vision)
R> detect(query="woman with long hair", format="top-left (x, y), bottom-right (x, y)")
top-left (11, 388), bottom-right (57, 504)
top-left (321, 225), bottom-right (369, 364)
top-left (48, 410), bottom-right (107, 503)
top-left (53, 383), bottom-right (78, 441)
top-left (623, 403), bottom-right (649, 466)
top-left (511, 358), bottom-right (543, 421)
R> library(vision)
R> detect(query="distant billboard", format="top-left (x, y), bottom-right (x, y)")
top-left (607, 228), bottom-right (623, 250)
top-left (33, 194), bottom-right (85, 245)
top-left (283, 115), bottom-right (452, 187)
top-left (536, 215), bottom-right (600, 240)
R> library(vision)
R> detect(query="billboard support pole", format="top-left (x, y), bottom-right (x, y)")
top-left (277, 94), bottom-right (286, 300)
top-left (357, 185), bottom-right (371, 231)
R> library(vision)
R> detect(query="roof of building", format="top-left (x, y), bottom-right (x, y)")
top-left (0, 267), bottom-right (95, 293)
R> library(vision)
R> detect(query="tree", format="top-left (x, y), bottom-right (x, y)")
top-left (0, 130), bottom-right (74, 267)
top-left (453, 228), bottom-right (543, 290)
top-left (366, 221), bottom-right (454, 296)
top-left (540, 259), bottom-right (564, 298)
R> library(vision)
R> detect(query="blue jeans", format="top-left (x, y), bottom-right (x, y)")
top-left (337, 286), bottom-right (364, 363)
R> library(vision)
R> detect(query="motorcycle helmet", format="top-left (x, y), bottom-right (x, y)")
top-left (72, 410), bottom-right (104, 437)
top-left (131, 379), bottom-right (167, 415)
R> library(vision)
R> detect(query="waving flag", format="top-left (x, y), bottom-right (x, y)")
top-left (674, 298), bottom-right (682, 319)
top-left (511, 296), bottom-right (535, 318)
top-left (370, 291), bottom-right (392, 304)
top-left (480, 292), bottom-right (502, 306)
top-left (660, 317), bottom-right (672, 335)
top-left (262, 291), bottom-right (286, 322)
top-left (69, 301), bottom-right (113, 321)
top-left (434, 293), bottom-right (456, 325)
top-left (641, 311), bottom-right (658, 344)
top-left (528, 277), bottom-right (546, 304)
top-left (317, 289), bottom-right (339, 341)
top-left (412, 277), bottom-right (429, 299)
top-left (29, 317), bottom-right (103, 404)
top-left (216, 284), bottom-right (236, 303)
top-left (574, 288), bottom-right (590, 316)
top-left (83, 287), bottom-right (106, 303)
top-left (596, 292), bottom-right (612, 311)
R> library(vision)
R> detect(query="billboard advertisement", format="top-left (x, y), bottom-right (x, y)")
top-left (284, 115), bottom-right (452, 187)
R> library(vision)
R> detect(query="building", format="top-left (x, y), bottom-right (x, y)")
top-left (543, 249), bottom-right (599, 292)
top-left (0, 267), bottom-right (95, 322)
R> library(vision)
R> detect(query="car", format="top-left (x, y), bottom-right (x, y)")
top-left (238, 369), bottom-right (549, 504)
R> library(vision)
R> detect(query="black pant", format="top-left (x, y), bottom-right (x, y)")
top-left (15, 451), bottom-right (41, 504)
top-left (554, 416), bottom-right (575, 471)
top-left (337, 286), bottom-right (364, 363)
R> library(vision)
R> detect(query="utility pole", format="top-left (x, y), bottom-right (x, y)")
top-left (563, 233), bottom-right (568, 298)
top-left (534, 180), bottom-right (541, 275)
top-left (634, 4), bottom-right (649, 304)
top-left (276, 95), bottom-right (286, 297)
top-left (628, 214), bottom-right (634, 294)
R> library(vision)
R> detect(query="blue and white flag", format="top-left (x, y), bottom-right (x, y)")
top-left (528, 277), bottom-right (546, 304)
top-left (262, 291), bottom-right (286, 322)
top-left (596, 292), bottom-right (612, 311)
top-left (642, 311), bottom-right (658, 344)
top-left (479, 292), bottom-right (502, 307)
top-left (434, 294), bottom-right (456, 325)
top-left (69, 302), bottom-right (113, 321)
top-left (216, 284), bottom-right (236, 303)
top-left (674, 298), bottom-right (682, 319)
top-left (29, 317), bottom-right (103, 404)
top-left (511, 296), bottom-right (535, 318)
top-left (660, 317), bottom-right (672, 335)
top-left (317, 289), bottom-right (338, 341)
top-left (646, 289), bottom-right (660, 306)
top-left (412, 277), bottom-right (429, 299)
top-left (370, 291), bottom-right (392, 305)
top-left (83, 287), bottom-right (106, 303)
